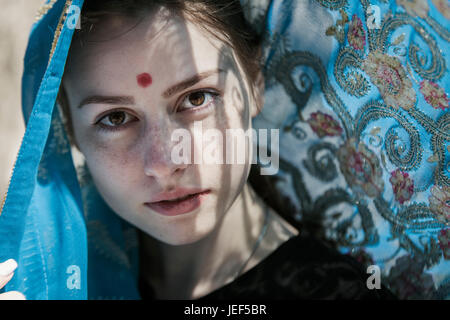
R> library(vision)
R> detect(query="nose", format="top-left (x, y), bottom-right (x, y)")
top-left (143, 125), bottom-right (188, 182)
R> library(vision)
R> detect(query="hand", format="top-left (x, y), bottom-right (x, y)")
top-left (0, 259), bottom-right (25, 300)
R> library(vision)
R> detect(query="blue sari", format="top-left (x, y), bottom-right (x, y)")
top-left (0, 0), bottom-right (139, 299)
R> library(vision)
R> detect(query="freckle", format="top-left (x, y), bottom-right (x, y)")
top-left (137, 73), bottom-right (152, 88)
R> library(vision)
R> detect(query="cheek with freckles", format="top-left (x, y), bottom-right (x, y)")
top-left (83, 143), bottom-right (144, 197)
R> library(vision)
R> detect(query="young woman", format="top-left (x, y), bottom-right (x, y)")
top-left (0, 0), bottom-right (395, 300)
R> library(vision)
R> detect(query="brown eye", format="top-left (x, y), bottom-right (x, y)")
top-left (97, 110), bottom-right (137, 131)
top-left (188, 92), bottom-right (206, 106)
top-left (108, 111), bottom-right (126, 125)
top-left (178, 90), bottom-right (219, 112)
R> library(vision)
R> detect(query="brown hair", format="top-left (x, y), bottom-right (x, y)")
top-left (80, 0), bottom-right (262, 78)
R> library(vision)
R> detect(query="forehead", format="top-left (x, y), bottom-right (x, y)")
top-left (65, 9), bottom-right (231, 87)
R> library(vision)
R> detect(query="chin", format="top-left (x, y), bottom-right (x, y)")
top-left (139, 222), bottom-right (215, 246)
top-left (148, 231), bottom-right (210, 246)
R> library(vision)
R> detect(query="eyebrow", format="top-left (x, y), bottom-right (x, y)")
top-left (162, 69), bottom-right (224, 98)
top-left (78, 95), bottom-right (135, 109)
top-left (77, 69), bottom-right (224, 108)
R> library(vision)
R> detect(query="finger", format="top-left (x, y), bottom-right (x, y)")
top-left (0, 259), bottom-right (18, 276)
top-left (0, 273), bottom-right (14, 290)
top-left (0, 291), bottom-right (26, 300)
top-left (0, 259), bottom-right (18, 289)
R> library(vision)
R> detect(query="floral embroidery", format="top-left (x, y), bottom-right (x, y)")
top-left (419, 80), bottom-right (449, 111)
top-left (387, 255), bottom-right (435, 299)
top-left (431, 0), bottom-right (450, 19)
top-left (438, 229), bottom-right (450, 260)
top-left (325, 9), bottom-right (349, 43)
top-left (396, 0), bottom-right (429, 19)
top-left (337, 139), bottom-right (384, 198)
top-left (347, 14), bottom-right (366, 51)
top-left (307, 111), bottom-right (343, 137)
top-left (429, 185), bottom-right (450, 224)
top-left (363, 51), bottom-right (417, 110)
top-left (262, 0), bottom-right (450, 299)
top-left (389, 169), bottom-right (414, 204)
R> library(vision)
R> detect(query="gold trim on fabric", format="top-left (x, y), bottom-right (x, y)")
top-left (48, 0), bottom-right (73, 64)
top-left (35, 0), bottom-right (59, 22)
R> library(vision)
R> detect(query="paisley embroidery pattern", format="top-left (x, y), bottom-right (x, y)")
top-left (363, 51), bottom-right (417, 110)
top-left (307, 111), bottom-right (343, 137)
top-left (253, 0), bottom-right (450, 299)
top-left (337, 139), bottom-right (384, 198)
top-left (420, 80), bottom-right (449, 110)
top-left (334, 47), bottom-right (371, 97)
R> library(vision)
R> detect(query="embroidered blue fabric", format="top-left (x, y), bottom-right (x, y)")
top-left (0, 0), bottom-right (448, 299)
top-left (0, 0), bottom-right (88, 299)
top-left (250, 0), bottom-right (449, 299)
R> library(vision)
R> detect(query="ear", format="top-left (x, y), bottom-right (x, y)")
top-left (251, 71), bottom-right (265, 118)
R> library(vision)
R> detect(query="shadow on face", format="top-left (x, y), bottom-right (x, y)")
top-left (61, 5), bottom-right (264, 247)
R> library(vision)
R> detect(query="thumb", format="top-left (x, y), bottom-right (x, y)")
top-left (0, 291), bottom-right (26, 300)
top-left (0, 259), bottom-right (18, 289)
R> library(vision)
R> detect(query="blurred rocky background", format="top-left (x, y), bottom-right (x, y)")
top-left (0, 1), bottom-right (43, 201)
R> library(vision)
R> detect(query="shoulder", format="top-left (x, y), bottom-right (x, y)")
top-left (258, 232), bottom-right (396, 299)
top-left (201, 207), bottom-right (396, 300)
top-left (262, 207), bottom-right (300, 250)
top-left (203, 213), bottom-right (396, 300)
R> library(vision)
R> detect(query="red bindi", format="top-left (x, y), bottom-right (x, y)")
top-left (137, 73), bottom-right (153, 88)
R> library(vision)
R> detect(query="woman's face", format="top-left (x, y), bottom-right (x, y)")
top-left (64, 8), bottom-right (261, 245)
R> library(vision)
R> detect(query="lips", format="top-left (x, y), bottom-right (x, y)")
top-left (144, 189), bottom-right (210, 216)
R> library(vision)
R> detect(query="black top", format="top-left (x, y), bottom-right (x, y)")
top-left (139, 234), bottom-right (396, 300)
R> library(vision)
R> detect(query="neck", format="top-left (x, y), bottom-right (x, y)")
top-left (139, 183), bottom-right (268, 299)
